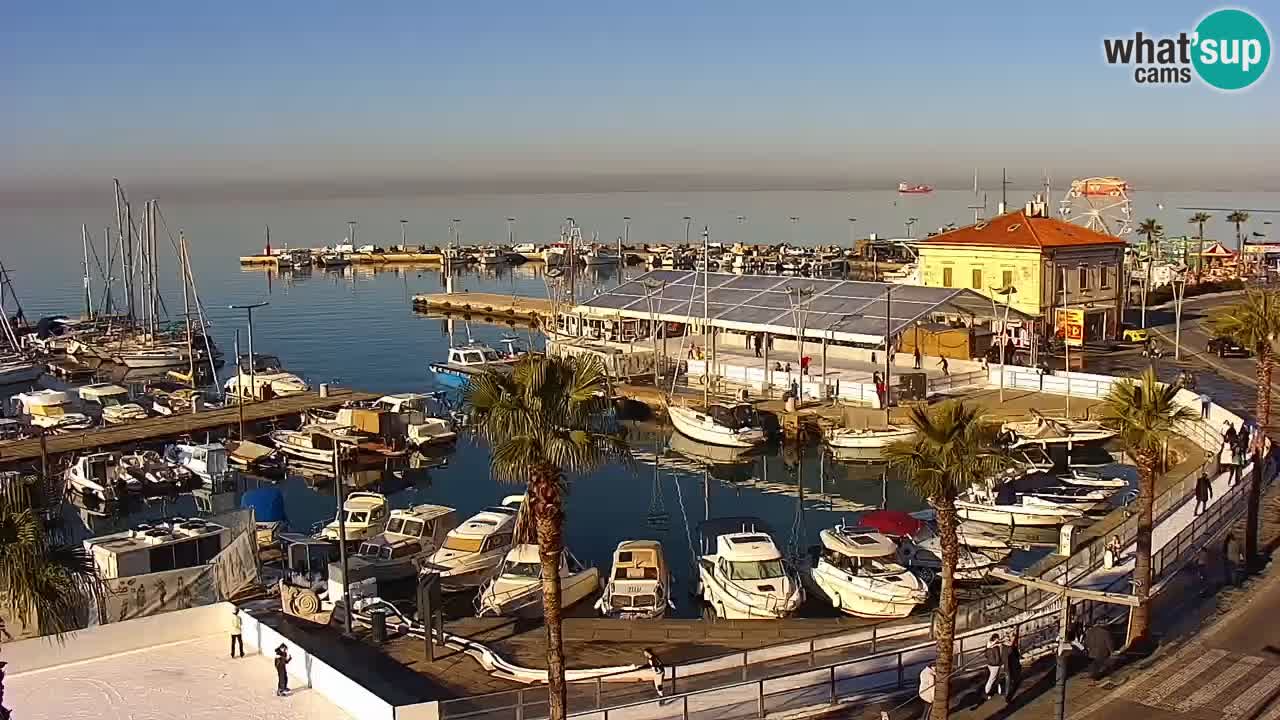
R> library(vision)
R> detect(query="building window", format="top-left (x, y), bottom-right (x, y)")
top-left (1079, 266), bottom-right (1089, 291)
top-left (943, 267), bottom-right (953, 288)
top-left (972, 268), bottom-right (983, 290)
top-left (1101, 266), bottom-right (1112, 289)
top-left (1002, 270), bottom-right (1013, 289)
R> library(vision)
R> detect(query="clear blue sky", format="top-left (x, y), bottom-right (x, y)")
top-left (2, 1), bottom-right (1276, 196)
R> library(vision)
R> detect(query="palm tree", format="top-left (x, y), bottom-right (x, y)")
top-left (1227, 210), bottom-right (1250, 254)
top-left (1209, 290), bottom-right (1280, 564)
top-left (1188, 212), bottom-right (1212, 280)
top-left (1098, 367), bottom-right (1197, 643)
top-left (0, 481), bottom-right (102, 638)
top-left (885, 401), bottom-right (1011, 719)
top-left (1137, 218), bottom-right (1164, 255)
top-left (465, 354), bottom-right (629, 720)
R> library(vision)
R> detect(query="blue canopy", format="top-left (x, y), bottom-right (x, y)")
top-left (241, 487), bottom-right (287, 524)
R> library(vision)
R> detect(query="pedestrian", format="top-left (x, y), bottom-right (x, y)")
top-left (1197, 546), bottom-right (1213, 595)
top-left (753, 333), bottom-right (762, 358)
top-left (917, 663), bottom-right (936, 719)
top-left (983, 634), bottom-right (1004, 699)
top-left (229, 606), bottom-right (244, 658)
top-left (1199, 392), bottom-right (1212, 420)
top-left (913, 346), bottom-right (922, 370)
top-left (801, 355), bottom-right (810, 376)
top-left (1225, 533), bottom-right (1243, 586)
top-left (643, 648), bottom-right (665, 697)
top-left (1224, 422), bottom-right (1238, 448)
top-left (274, 644), bottom-right (291, 696)
top-left (1194, 472), bottom-right (1213, 515)
top-left (938, 355), bottom-right (949, 376)
top-left (1084, 623), bottom-right (1114, 680)
top-left (1231, 444), bottom-right (1246, 486)
top-left (785, 362), bottom-right (791, 374)
top-left (1003, 629), bottom-right (1022, 702)
top-left (981, 357), bottom-right (989, 374)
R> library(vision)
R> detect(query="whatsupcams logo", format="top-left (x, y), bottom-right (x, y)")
top-left (1103, 8), bottom-right (1270, 90)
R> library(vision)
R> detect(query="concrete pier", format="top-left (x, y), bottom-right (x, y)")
top-left (411, 292), bottom-right (553, 325)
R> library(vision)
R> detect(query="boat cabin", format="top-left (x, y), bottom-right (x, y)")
top-left (10, 389), bottom-right (78, 426)
top-left (446, 344), bottom-right (504, 367)
top-left (817, 529), bottom-right (907, 577)
top-left (78, 383), bottom-right (130, 410)
top-left (85, 518), bottom-right (230, 580)
top-left (357, 504), bottom-right (458, 559)
top-left (0, 418), bottom-right (22, 441)
top-left (602, 540), bottom-right (670, 617)
top-left (707, 403), bottom-right (761, 431)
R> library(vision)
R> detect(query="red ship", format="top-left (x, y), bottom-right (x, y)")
top-left (897, 182), bottom-right (933, 194)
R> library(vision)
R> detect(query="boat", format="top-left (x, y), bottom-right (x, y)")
top-left (422, 496), bottom-right (523, 591)
top-left (1000, 413), bottom-right (1116, 448)
top-left (807, 527), bottom-right (928, 618)
top-left (241, 486), bottom-right (289, 549)
top-left (345, 504), bottom-right (459, 585)
top-left (369, 393), bottom-right (458, 447)
top-left (117, 451), bottom-right (195, 493)
top-left (0, 356), bottom-right (41, 385)
top-left (226, 439), bottom-right (284, 475)
top-left (428, 343), bottom-right (517, 387)
top-left (316, 251), bottom-right (351, 268)
top-left (824, 425), bottom-right (915, 449)
top-left (580, 246), bottom-right (619, 266)
top-left (667, 403), bottom-right (767, 448)
top-left (277, 248), bottom-right (313, 269)
top-left (897, 535), bottom-right (1010, 582)
top-left (476, 248), bottom-right (507, 266)
top-left (115, 343), bottom-right (190, 369)
top-left (78, 383), bottom-right (149, 425)
top-left (1061, 468), bottom-right (1130, 489)
top-left (865, 509), bottom-right (1013, 552)
top-left (595, 540), bottom-right (673, 619)
top-left (163, 442), bottom-right (235, 491)
top-left (65, 452), bottom-right (135, 502)
top-left (269, 423), bottom-right (364, 464)
top-left (954, 497), bottom-right (1083, 527)
top-left (85, 518), bottom-right (230, 580)
top-left (223, 354), bottom-right (309, 402)
top-left (897, 182), bottom-right (934, 194)
top-left (10, 389), bottom-right (94, 432)
top-left (475, 543), bottom-right (600, 618)
top-left (696, 518), bottom-right (802, 620)
top-left (316, 491), bottom-right (389, 544)
top-left (1019, 485), bottom-right (1114, 512)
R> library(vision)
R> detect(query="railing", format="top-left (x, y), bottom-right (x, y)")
top-left (927, 369), bottom-right (987, 395)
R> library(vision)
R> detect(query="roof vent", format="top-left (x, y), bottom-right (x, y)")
top-left (975, 221), bottom-right (988, 230)
top-left (1007, 223), bottom-right (1022, 232)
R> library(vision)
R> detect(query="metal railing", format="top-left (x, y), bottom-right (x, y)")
top-left (927, 369), bottom-right (988, 395)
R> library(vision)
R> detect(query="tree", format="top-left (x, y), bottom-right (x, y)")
top-left (0, 481), bottom-right (102, 638)
top-left (1209, 289), bottom-right (1280, 565)
top-left (884, 401), bottom-right (1011, 719)
top-left (1227, 210), bottom-right (1250, 255)
top-left (1188, 212), bottom-right (1212, 280)
top-left (465, 354), bottom-right (629, 720)
top-left (1137, 218), bottom-right (1164, 255)
top-left (1098, 367), bottom-right (1197, 643)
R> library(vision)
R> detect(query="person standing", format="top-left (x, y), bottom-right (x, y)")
top-left (1194, 472), bottom-right (1213, 516)
top-left (1225, 533), bottom-right (1243, 586)
top-left (983, 634), bottom-right (1004, 699)
top-left (1199, 392), bottom-right (1212, 420)
top-left (938, 355), bottom-right (949, 376)
top-left (1231, 443), bottom-right (1246, 486)
top-left (229, 606), bottom-right (244, 658)
top-left (643, 648), bottom-right (665, 697)
top-left (913, 345), bottom-right (922, 370)
top-left (917, 663), bottom-right (935, 719)
top-left (753, 333), bottom-right (762, 359)
top-left (1084, 624), bottom-right (1114, 680)
top-left (1003, 630), bottom-right (1022, 703)
top-left (275, 644), bottom-right (292, 696)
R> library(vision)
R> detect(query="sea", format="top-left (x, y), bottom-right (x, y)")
top-left (3, 188), bottom-right (1272, 616)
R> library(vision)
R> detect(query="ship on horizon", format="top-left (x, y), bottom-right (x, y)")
top-left (897, 182), bottom-right (933, 194)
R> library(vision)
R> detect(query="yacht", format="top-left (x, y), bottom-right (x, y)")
top-left (422, 496), bottom-right (523, 591)
top-left (807, 527), bottom-right (928, 619)
top-left (667, 403), bottom-right (767, 448)
top-left (696, 519), bottom-right (802, 620)
top-left (1001, 413), bottom-right (1116, 448)
top-left (824, 425), bottom-right (915, 449)
top-left (10, 390), bottom-right (93, 432)
top-left (117, 451), bottom-right (195, 493)
top-left (475, 544), bottom-right (600, 618)
top-left (954, 497), bottom-right (1083, 527)
top-left (346, 504), bottom-right (459, 584)
top-left (65, 452), bottom-right (136, 502)
top-left (78, 383), bottom-right (149, 425)
top-left (595, 540), bottom-right (673, 619)
top-left (224, 354), bottom-right (309, 402)
top-left (269, 423), bottom-right (364, 464)
top-left (316, 492), bottom-right (389, 544)
top-left (898, 535), bottom-right (1011, 583)
top-left (163, 442), bottom-right (235, 491)
top-left (428, 343), bottom-right (517, 387)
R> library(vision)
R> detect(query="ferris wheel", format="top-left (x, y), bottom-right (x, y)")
top-left (1058, 176), bottom-right (1133, 237)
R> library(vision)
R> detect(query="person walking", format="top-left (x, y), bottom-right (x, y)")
top-left (1084, 624), bottom-right (1114, 680)
top-left (229, 606), bottom-right (244, 658)
top-left (917, 663), bottom-right (936, 719)
top-left (913, 346), bottom-right (922, 370)
top-left (1231, 443), bottom-right (1246, 486)
top-left (643, 648), bottom-right (665, 697)
top-left (1199, 392), bottom-right (1212, 420)
top-left (983, 634), bottom-right (1004, 699)
top-left (274, 644), bottom-right (292, 696)
top-left (938, 355), bottom-right (950, 376)
top-left (1194, 472), bottom-right (1213, 516)
top-left (753, 333), bottom-right (762, 359)
top-left (1225, 533), bottom-right (1243, 586)
top-left (1003, 630), bottom-right (1022, 703)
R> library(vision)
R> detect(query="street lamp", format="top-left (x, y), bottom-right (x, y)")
top-left (506, 217), bottom-right (516, 246)
top-left (228, 301), bottom-right (269, 403)
top-left (683, 216), bottom-right (693, 247)
top-left (905, 217), bottom-right (918, 238)
top-left (399, 219), bottom-right (408, 248)
top-left (320, 430), bottom-right (357, 637)
top-left (990, 285), bottom-right (1018, 401)
top-left (788, 216), bottom-right (800, 247)
top-left (1172, 265), bottom-right (1188, 360)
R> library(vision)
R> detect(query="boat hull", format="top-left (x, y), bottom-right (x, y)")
top-left (825, 427), bottom-right (915, 449)
top-left (955, 501), bottom-right (1079, 527)
top-left (668, 406), bottom-right (765, 448)
top-left (477, 568), bottom-right (600, 618)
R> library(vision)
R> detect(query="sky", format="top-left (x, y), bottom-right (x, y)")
top-left (2, 0), bottom-right (1278, 200)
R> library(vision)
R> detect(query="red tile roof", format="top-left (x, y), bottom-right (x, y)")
top-left (922, 210), bottom-right (1126, 249)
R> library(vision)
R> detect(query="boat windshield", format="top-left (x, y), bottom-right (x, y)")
top-left (482, 350), bottom-right (501, 361)
top-left (504, 561), bottom-right (541, 579)
top-left (400, 519), bottom-right (425, 538)
top-left (860, 558), bottom-right (908, 576)
top-left (386, 518), bottom-right (406, 534)
top-left (98, 395), bottom-right (125, 407)
top-left (443, 534), bottom-right (484, 552)
top-left (345, 510), bottom-right (369, 524)
top-left (727, 559), bottom-right (785, 581)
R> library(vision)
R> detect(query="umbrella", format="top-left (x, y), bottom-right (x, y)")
top-left (858, 509), bottom-right (924, 538)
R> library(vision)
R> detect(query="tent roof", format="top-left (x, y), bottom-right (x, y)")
top-left (1197, 241), bottom-right (1236, 257)
top-left (573, 270), bottom-right (1033, 344)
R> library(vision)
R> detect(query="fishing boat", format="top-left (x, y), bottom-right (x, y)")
top-left (898, 535), bottom-right (1010, 582)
top-left (428, 343), bottom-right (517, 387)
top-left (580, 246), bottom-right (619, 266)
top-left (897, 182), bottom-right (934, 194)
top-left (423, 495), bottom-right (523, 591)
top-left (117, 451), bottom-right (194, 493)
top-left (78, 383), bottom-right (149, 425)
top-left (667, 403), bottom-right (767, 448)
top-left (316, 492), bottom-right (389, 544)
top-left (269, 423), bottom-right (364, 464)
top-left (595, 540), bottom-right (673, 619)
top-left (345, 504), bottom-right (459, 585)
top-left (696, 518), bottom-right (802, 620)
top-left (226, 439), bottom-right (284, 475)
top-left (163, 442), bottom-right (235, 491)
top-left (807, 527), bottom-right (928, 619)
top-left (475, 544), bottom-right (600, 618)
top-left (65, 452), bottom-right (136, 502)
top-left (824, 425), bottom-right (915, 449)
top-left (476, 248), bottom-right (506, 266)
top-left (1000, 413), bottom-right (1116, 448)
top-left (223, 354), bottom-right (309, 401)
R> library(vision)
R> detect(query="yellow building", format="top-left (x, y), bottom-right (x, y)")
top-left (918, 201), bottom-right (1126, 340)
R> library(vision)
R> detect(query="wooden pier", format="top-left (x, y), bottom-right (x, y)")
top-left (411, 292), bottom-right (553, 326)
top-left (0, 389), bottom-right (379, 464)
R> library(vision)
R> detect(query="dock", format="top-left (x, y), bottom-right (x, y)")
top-left (0, 389), bottom-right (378, 464)
top-left (411, 292), bottom-right (553, 325)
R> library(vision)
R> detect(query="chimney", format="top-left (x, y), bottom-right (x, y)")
top-left (998, 201), bottom-right (1007, 215)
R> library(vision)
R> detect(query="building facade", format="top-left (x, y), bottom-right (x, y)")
top-left (918, 201), bottom-right (1126, 340)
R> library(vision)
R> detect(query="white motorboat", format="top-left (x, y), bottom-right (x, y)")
top-left (118, 451), bottom-right (195, 493)
top-left (423, 496), bottom-right (523, 591)
top-left (115, 344), bottom-right (190, 369)
top-left (316, 251), bottom-right (351, 267)
top-left (0, 357), bottom-right (42, 385)
top-left (1062, 469), bottom-right (1130, 489)
top-left (580, 247), bottom-right (619, 266)
top-left (1019, 486), bottom-right (1114, 512)
top-left (65, 452), bottom-right (136, 502)
top-left (1001, 413), bottom-right (1116, 448)
top-left (10, 389), bottom-right (94, 432)
top-left (269, 423), bottom-right (363, 464)
top-left (345, 504), bottom-right (459, 584)
top-left (808, 527), bottom-right (928, 619)
top-left (163, 442), bottom-right (235, 491)
top-left (667, 403), bottom-right (767, 448)
top-left (317, 492), bottom-right (389, 544)
top-left (223, 354), bottom-right (309, 401)
top-left (824, 425), bottom-right (915, 449)
top-left (476, 248), bottom-right (507, 265)
top-left (475, 544), bottom-right (600, 618)
top-left (595, 540), bottom-right (673, 619)
top-left (78, 383), bottom-right (149, 425)
top-left (372, 393), bottom-right (458, 447)
top-left (901, 510), bottom-right (1015, 551)
top-left (898, 535), bottom-right (1011, 582)
top-left (428, 343), bottom-right (517, 388)
top-left (955, 498), bottom-right (1083, 527)
top-left (697, 520), bottom-right (802, 620)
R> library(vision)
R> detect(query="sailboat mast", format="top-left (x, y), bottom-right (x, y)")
top-left (102, 227), bottom-right (113, 316)
top-left (702, 226), bottom-right (710, 408)
top-left (180, 231), bottom-right (195, 385)
top-left (81, 224), bottom-right (93, 318)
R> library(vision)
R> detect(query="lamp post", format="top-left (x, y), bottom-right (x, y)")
top-left (322, 430), bottom-right (357, 637)
top-left (905, 217), bottom-right (918, 239)
top-left (399, 219), bottom-right (408, 248)
top-left (990, 285), bottom-right (1018, 402)
top-left (228, 302), bottom-right (268, 409)
top-left (1172, 266), bottom-right (1188, 360)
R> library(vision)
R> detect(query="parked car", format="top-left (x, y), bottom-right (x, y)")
top-left (1120, 325), bottom-right (1148, 343)
top-left (1207, 336), bottom-right (1249, 358)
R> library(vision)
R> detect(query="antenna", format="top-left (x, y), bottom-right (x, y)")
top-left (967, 169), bottom-right (986, 223)
top-left (1000, 169), bottom-right (1012, 215)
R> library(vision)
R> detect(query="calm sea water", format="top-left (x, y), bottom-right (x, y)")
top-left (4, 188), bottom-right (1272, 615)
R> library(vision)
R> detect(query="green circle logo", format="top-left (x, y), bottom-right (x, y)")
top-left (1192, 9), bottom-right (1270, 90)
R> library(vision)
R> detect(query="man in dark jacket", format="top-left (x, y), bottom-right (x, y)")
top-left (1084, 624), bottom-right (1114, 680)
top-left (983, 634), bottom-right (1004, 698)
top-left (1225, 533), bottom-right (1244, 585)
top-left (1194, 472), bottom-right (1213, 516)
